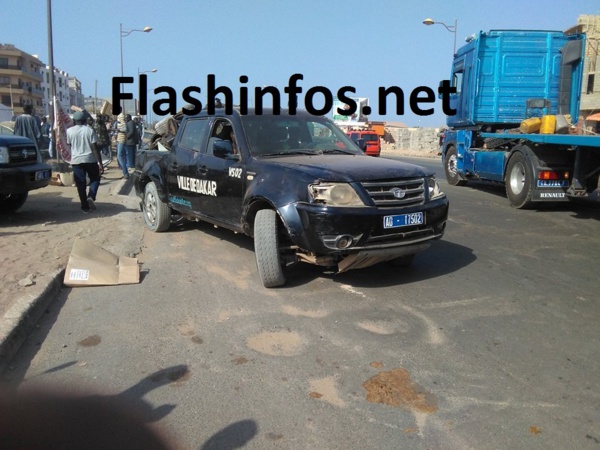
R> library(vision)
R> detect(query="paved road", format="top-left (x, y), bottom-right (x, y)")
top-left (2, 157), bottom-right (599, 449)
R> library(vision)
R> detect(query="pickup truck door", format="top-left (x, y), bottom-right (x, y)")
top-left (166, 118), bottom-right (210, 213)
top-left (194, 118), bottom-right (245, 226)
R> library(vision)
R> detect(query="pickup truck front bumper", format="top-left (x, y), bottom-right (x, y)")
top-left (281, 196), bottom-right (449, 263)
top-left (0, 162), bottom-right (52, 195)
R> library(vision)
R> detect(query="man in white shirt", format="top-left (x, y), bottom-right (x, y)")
top-left (66, 111), bottom-right (104, 213)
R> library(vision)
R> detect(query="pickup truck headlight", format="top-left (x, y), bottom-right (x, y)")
top-left (427, 177), bottom-right (444, 200)
top-left (0, 146), bottom-right (9, 164)
top-left (309, 182), bottom-right (365, 207)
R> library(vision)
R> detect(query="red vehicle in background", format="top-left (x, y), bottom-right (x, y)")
top-left (346, 130), bottom-right (381, 157)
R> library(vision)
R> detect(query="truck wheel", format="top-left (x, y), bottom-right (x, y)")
top-left (444, 147), bottom-right (467, 186)
top-left (254, 209), bottom-right (286, 288)
top-left (143, 182), bottom-right (171, 232)
top-left (505, 153), bottom-right (534, 209)
top-left (0, 193), bottom-right (28, 213)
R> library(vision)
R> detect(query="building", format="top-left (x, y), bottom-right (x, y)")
top-left (566, 15), bottom-right (600, 122)
top-left (68, 76), bottom-right (84, 111)
top-left (0, 43), bottom-right (45, 117)
top-left (40, 66), bottom-right (70, 116)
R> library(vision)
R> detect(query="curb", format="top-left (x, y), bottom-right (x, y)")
top-left (0, 269), bottom-right (65, 373)
top-left (0, 174), bottom-right (134, 372)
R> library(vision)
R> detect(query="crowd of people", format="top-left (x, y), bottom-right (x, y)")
top-left (12, 105), bottom-right (146, 212)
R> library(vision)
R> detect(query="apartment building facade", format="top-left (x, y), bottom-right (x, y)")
top-left (0, 43), bottom-right (45, 117)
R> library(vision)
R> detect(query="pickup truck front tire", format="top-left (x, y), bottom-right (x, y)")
top-left (0, 193), bottom-right (28, 213)
top-left (143, 182), bottom-right (171, 232)
top-left (254, 209), bottom-right (286, 288)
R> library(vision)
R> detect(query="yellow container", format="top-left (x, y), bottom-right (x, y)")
top-left (540, 115), bottom-right (556, 134)
top-left (520, 117), bottom-right (542, 134)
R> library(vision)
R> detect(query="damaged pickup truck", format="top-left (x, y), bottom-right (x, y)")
top-left (133, 108), bottom-right (449, 287)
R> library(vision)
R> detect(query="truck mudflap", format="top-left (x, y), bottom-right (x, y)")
top-left (337, 243), bottom-right (431, 273)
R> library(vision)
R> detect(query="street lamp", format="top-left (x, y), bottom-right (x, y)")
top-left (423, 18), bottom-right (458, 54)
top-left (137, 68), bottom-right (157, 116)
top-left (119, 23), bottom-right (152, 113)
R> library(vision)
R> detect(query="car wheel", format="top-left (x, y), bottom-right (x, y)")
top-left (143, 182), bottom-right (171, 232)
top-left (0, 192), bottom-right (28, 213)
top-left (444, 146), bottom-right (467, 186)
top-left (254, 209), bottom-right (286, 288)
top-left (505, 152), bottom-right (534, 209)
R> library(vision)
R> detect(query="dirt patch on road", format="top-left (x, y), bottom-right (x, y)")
top-left (0, 161), bottom-right (144, 319)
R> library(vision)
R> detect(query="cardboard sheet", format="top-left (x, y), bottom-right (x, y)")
top-left (63, 238), bottom-right (139, 287)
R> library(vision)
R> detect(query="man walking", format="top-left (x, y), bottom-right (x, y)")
top-left (66, 111), bottom-right (104, 213)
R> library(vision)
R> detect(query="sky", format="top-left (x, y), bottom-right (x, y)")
top-left (2, 0), bottom-right (599, 127)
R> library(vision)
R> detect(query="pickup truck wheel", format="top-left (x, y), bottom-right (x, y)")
top-left (0, 192), bottom-right (28, 213)
top-left (254, 209), bottom-right (286, 288)
top-left (143, 182), bottom-right (171, 232)
top-left (444, 147), bottom-right (467, 186)
top-left (506, 153), bottom-right (534, 209)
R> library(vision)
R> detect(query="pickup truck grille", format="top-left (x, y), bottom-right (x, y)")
top-left (9, 145), bottom-right (38, 164)
top-left (360, 178), bottom-right (425, 207)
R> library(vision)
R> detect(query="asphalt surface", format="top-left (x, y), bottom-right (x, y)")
top-left (1, 156), bottom-right (599, 449)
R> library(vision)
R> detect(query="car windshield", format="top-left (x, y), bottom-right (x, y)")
top-left (240, 114), bottom-right (362, 157)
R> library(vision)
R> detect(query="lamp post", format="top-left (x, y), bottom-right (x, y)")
top-left (423, 18), bottom-right (458, 54)
top-left (119, 23), bottom-right (152, 113)
top-left (137, 68), bottom-right (157, 116)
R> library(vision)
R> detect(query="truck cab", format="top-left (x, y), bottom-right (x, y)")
top-left (440, 30), bottom-right (599, 208)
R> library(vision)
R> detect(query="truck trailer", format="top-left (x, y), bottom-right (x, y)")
top-left (440, 29), bottom-right (600, 208)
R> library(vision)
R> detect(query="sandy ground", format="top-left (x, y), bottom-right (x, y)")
top-left (0, 147), bottom-right (438, 320)
top-left (0, 160), bottom-right (144, 319)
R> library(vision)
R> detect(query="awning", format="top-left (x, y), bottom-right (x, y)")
top-left (586, 112), bottom-right (600, 121)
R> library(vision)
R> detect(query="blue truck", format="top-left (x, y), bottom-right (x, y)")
top-left (441, 29), bottom-right (600, 208)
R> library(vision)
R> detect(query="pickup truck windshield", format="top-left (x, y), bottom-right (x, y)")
top-left (240, 115), bottom-right (361, 157)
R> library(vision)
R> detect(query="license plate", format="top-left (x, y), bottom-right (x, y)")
top-left (35, 170), bottom-right (49, 180)
top-left (383, 212), bottom-right (424, 229)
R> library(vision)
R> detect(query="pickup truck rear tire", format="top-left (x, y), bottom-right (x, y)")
top-left (505, 152), bottom-right (534, 209)
top-left (0, 192), bottom-right (28, 213)
top-left (254, 209), bottom-right (286, 288)
top-left (444, 147), bottom-right (467, 186)
top-left (143, 182), bottom-right (171, 232)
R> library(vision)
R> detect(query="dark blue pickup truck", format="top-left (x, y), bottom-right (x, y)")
top-left (133, 108), bottom-right (449, 287)
top-left (0, 135), bottom-right (52, 212)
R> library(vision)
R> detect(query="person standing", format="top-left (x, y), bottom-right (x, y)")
top-left (40, 116), bottom-right (52, 158)
top-left (13, 104), bottom-right (42, 151)
top-left (66, 111), bottom-right (104, 213)
top-left (93, 114), bottom-right (111, 167)
top-left (125, 114), bottom-right (139, 171)
top-left (116, 113), bottom-right (129, 179)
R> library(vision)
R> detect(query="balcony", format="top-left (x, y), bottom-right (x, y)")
top-left (0, 65), bottom-right (43, 80)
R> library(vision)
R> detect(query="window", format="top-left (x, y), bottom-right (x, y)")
top-left (0, 76), bottom-right (10, 85)
top-left (587, 74), bottom-right (595, 95)
top-left (179, 118), bottom-right (209, 151)
top-left (0, 57), bottom-right (8, 68)
top-left (453, 71), bottom-right (463, 95)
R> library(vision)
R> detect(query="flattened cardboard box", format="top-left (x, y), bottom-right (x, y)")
top-left (64, 238), bottom-right (139, 287)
